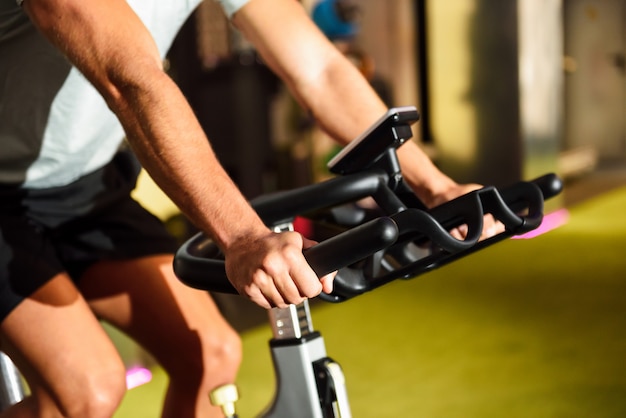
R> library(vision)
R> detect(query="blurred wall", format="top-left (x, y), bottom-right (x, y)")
top-left (518, 0), bottom-right (564, 181)
top-left (356, 0), bottom-right (420, 113)
top-left (423, 0), bottom-right (563, 187)
top-left (165, 0), bottom-right (571, 193)
top-left (563, 0), bottom-right (625, 163)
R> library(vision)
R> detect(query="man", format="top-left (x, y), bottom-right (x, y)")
top-left (0, 0), bottom-right (491, 416)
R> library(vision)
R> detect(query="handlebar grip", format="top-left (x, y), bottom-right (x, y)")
top-left (304, 216), bottom-right (399, 277)
top-left (531, 173), bottom-right (563, 200)
top-left (173, 217), bottom-right (399, 294)
top-left (174, 234), bottom-right (236, 294)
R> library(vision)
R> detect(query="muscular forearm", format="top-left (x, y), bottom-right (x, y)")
top-left (111, 70), bottom-right (269, 250)
top-left (24, 0), bottom-right (269, 250)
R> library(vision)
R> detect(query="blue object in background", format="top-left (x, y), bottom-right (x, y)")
top-left (311, 0), bottom-right (359, 40)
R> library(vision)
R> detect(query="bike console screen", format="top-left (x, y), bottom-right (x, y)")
top-left (327, 106), bottom-right (420, 175)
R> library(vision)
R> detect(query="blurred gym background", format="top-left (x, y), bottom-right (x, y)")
top-left (116, 0), bottom-right (625, 416)
top-left (134, 0), bottom-right (625, 220)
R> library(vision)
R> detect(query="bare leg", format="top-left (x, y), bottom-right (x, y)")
top-left (79, 254), bottom-right (242, 418)
top-left (0, 274), bottom-right (127, 418)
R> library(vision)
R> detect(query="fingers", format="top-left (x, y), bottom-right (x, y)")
top-left (226, 231), bottom-right (326, 309)
top-left (319, 273), bottom-right (336, 294)
top-left (449, 224), bottom-right (468, 241)
top-left (434, 183), bottom-right (510, 242)
top-left (450, 217), bottom-right (505, 242)
top-left (484, 217), bottom-right (505, 239)
top-left (248, 270), bottom-right (305, 309)
top-left (477, 214), bottom-right (505, 240)
top-left (243, 270), bottom-right (313, 310)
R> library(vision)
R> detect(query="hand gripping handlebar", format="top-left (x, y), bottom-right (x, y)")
top-left (173, 216), bottom-right (399, 294)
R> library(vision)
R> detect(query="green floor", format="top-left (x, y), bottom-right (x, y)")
top-left (115, 186), bottom-right (626, 417)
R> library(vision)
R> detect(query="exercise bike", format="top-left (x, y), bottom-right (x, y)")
top-left (173, 106), bottom-right (563, 417)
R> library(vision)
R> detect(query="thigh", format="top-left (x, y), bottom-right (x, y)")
top-left (0, 199), bottom-right (125, 405)
top-left (78, 254), bottom-right (241, 377)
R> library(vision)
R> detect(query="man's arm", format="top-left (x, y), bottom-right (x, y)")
top-left (232, 0), bottom-right (479, 209)
top-left (22, 0), bottom-right (327, 308)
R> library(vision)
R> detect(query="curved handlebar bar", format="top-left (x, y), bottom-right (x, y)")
top-left (174, 217), bottom-right (399, 294)
top-left (320, 174), bottom-right (558, 302)
top-left (174, 172), bottom-right (562, 301)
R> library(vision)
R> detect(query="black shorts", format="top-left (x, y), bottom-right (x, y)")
top-left (0, 151), bottom-right (178, 322)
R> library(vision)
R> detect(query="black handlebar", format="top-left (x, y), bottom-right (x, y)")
top-left (174, 217), bottom-right (399, 295)
top-left (173, 173), bottom-right (562, 300)
top-left (173, 106), bottom-right (563, 302)
top-left (318, 174), bottom-right (559, 302)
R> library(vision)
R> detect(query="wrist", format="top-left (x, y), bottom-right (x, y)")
top-left (215, 219), bottom-right (271, 255)
top-left (397, 142), bottom-right (458, 208)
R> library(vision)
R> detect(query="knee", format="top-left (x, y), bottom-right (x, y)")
top-left (56, 361), bottom-right (126, 418)
top-left (168, 326), bottom-right (242, 387)
top-left (199, 326), bottom-right (242, 382)
top-left (205, 326), bottom-right (242, 376)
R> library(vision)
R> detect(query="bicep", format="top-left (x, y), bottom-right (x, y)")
top-left (232, 0), bottom-right (341, 88)
top-left (231, 0), bottom-right (384, 141)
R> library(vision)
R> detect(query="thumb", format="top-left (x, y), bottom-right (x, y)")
top-left (319, 272), bottom-right (336, 294)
